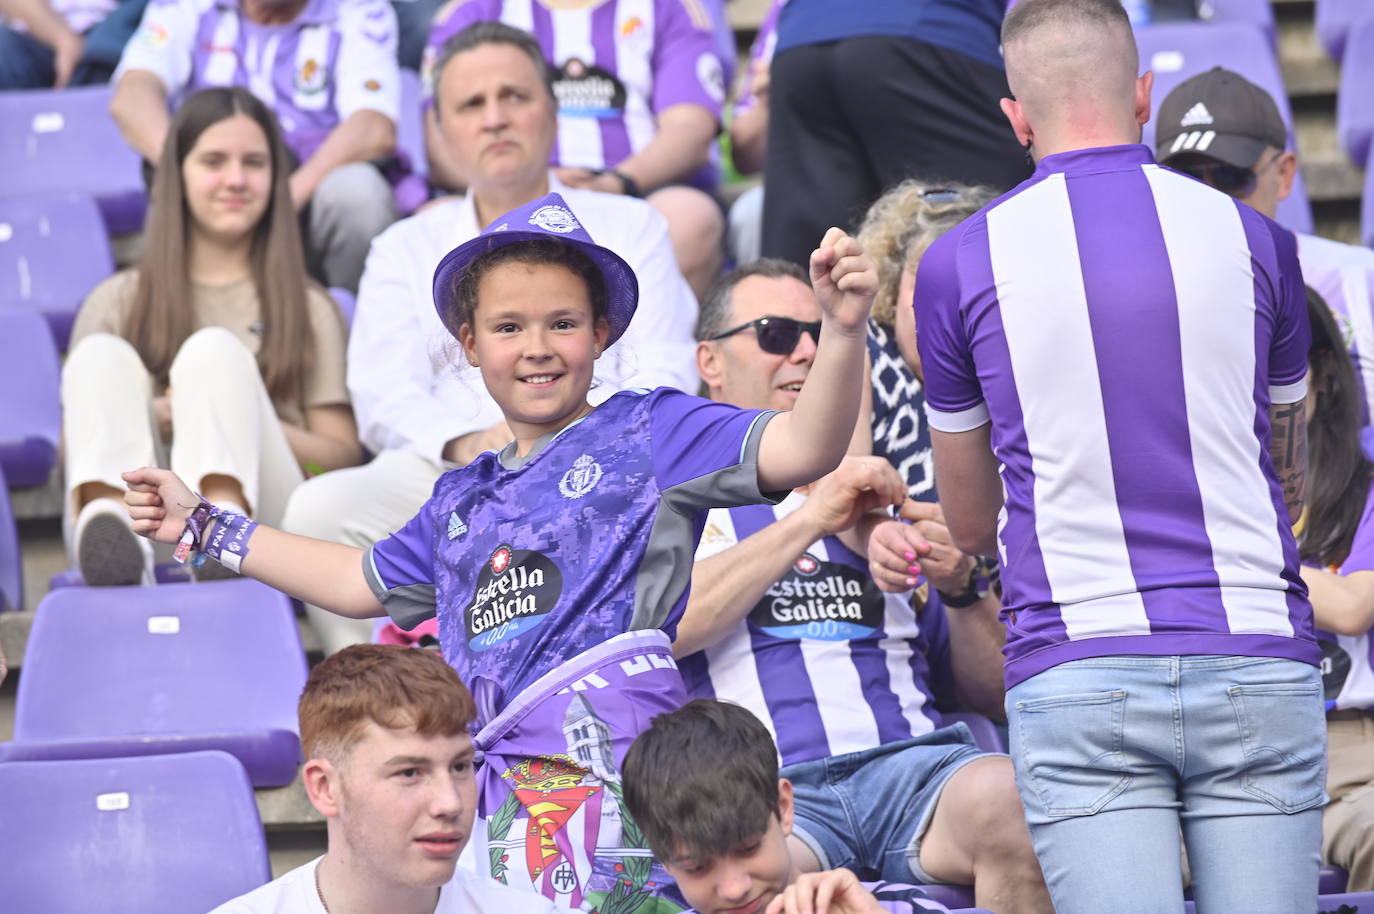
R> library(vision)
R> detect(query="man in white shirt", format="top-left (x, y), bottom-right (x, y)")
top-left (283, 20), bottom-right (700, 652)
top-left (210, 644), bottom-right (572, 914)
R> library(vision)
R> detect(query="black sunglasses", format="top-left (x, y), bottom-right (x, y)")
top-left (708, 316), bottom-right (823, 355)
top-left (1172, 149), bottom-right (1283, 198)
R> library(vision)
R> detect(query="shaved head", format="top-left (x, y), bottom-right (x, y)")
top-left (1000, 0), bottom-right (1145, 150)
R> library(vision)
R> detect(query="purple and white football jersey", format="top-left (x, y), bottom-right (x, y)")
top-left (365, 388), bottom-right (777, 722)
top-left (1315, 482), bottom-right (1374, 712)
top-left (117, 0), bottom-right (400, 163)
top-left (679, 495), bottom-right (952, 766)
top-left (1299, 232), bottom-right (1374, 424)
top-left (915, 143), bottom-right (1318, 688)
top-left (425, 0), bottom-right (725, 188)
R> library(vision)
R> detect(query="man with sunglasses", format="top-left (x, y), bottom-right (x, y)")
top-left (1156, 67), bottom-right (1374, 416)
top-left (671, 258), bottom-right (1053, 914)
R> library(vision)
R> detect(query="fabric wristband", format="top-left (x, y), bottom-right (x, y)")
top-left (202, 511), bottom-right (259, 573)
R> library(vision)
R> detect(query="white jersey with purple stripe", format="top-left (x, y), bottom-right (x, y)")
top-left (117, 0), bottom-right (400, 162)
top-left (915, 143), bottom-right (1318, 688)
top-left (365, 388), bottom-right (777, 722)
top-left (426, 0), bottom-right (725, 188)
top-left (1299, 232), bottom-right (1374, 425)
top-left (678, 494), bottom-right (953, 767)
top-left (1316, 481), bottom-right (1374, 712)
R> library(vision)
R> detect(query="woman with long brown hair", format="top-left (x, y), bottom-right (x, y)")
top-left (63, 87), bottom-right (361, 586)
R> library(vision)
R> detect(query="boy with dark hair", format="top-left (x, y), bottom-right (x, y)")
top-left (622, 699), bottom-right (950, 914)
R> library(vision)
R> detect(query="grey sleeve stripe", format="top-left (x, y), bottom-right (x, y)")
top-left (362, 546), bottom-right (438, 631)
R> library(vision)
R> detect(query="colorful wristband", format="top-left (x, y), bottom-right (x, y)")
top-left (174, 496), bottom-right (216, 565)
top-left (202, 511), bottom-right (258, 573)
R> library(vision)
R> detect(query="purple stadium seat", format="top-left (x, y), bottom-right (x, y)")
top-left (1338, 18), bottom-right (1374, 168)
top-left (1202, 0), bottom-right (1276, 47)
top-left (0, 309), bottom-right (61, 487)
top-left (1317, 0), bottom-right (1374, 61)
top-left (0, 194), bottom-right (115, 348)
top-left (0, 86), bottom-right (147, 235)
top-left (394, 68), bottom-right (429, 214)
top-left (1137, 21), bottom-right (1314, 235)
top-left (945, 711), bottom-right (1007, 753)
top-left (0, 578), bottom-right (309, 786)
top-left (329, 285), bottom-right (357, 325)
top-left (0, 751), bottom-right (270, 912)
top-left (1322, 865), bottom-right (1351, 895)
top-left (0, 467), bottom-right (20, 612)
top-left (49, 561), bottom-right (193, 590)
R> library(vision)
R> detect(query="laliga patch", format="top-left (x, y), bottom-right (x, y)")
top-left (552, 57), bottom-right (627, 118)
top-left (1320, 637), bottom-right (1353, 703)
top-left (696, 51), bottom-right (725, 104)
top-left (529, 204), bottom-right (579, 235)
top-left (465, 544), bottom-right (563, 651)
top-left (748, 555), bottom-right (884, 641)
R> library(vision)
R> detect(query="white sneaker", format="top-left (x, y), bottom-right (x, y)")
top-left (74, 498), bottom-right (154, 587)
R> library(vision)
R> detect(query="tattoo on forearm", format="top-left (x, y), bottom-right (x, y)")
top-left (1270, 401), bottom-right (1307, 512)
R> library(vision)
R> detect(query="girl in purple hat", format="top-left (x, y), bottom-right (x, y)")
top-left (121, 192), bottom-right (885, 912)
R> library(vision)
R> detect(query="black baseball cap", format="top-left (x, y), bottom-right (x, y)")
top-left (1155, 67), bottom-right (1288, 169)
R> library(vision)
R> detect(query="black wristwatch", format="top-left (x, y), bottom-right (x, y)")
top-left (937, 557), bottom-right (999, 609)
top-left (609, 168), bottom-right (642, 198)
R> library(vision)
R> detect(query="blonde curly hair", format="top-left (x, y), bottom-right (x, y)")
top-left (857, 181), bottom-right (1000, 327)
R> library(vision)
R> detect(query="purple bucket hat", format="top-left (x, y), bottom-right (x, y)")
top-left (432, 192), bottom-right (639, 346)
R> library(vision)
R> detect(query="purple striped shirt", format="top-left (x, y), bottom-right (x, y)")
top-left (915, 143), bottom-right (1318, 688)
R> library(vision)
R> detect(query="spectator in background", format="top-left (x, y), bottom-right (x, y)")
top-left (282, 22), bottom-right (700, 655)
top-left (722, 0), bottom-right (781, 268)
top-left (64, 88), bottom-right (359, 587)
top-left (913, 1), bottom-right (1323, 909)
top-left (680, 259), bottom-right (1051, 913)
top-left (761, 0), bottom-right (1028, 267)
top-left (0, 0), bottom-right (132, 87)
top-left (209, 644), bottom-right (573, 913)
top-left (1293, 290), bottom-right (1374, 894)
top-left (856, 181), bottom-right (998, 502)
top-left (423, 0), bottom-right (728, 298)
top-left (1155, 68), bottom-right (1374, 424)
top-left (109, 0), bottom-right (401, 292)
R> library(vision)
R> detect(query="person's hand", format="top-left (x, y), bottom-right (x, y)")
top-left (554, 166), bottom-right (598, 189)
top-left (152, 392), bottom-right (173, 441)
top-left (122, 467), bottom-right (200, 546)
top-left (52, 29), bottom-right (84, 88)
top-left (796, 456), bottom-right (907, 540)
top-left (809, 228), bottom-right (877, 336)
top-left (900, 500), bottom-right (977, 595)
top-left (868, 518), bottom-right (933, 592)
top-left (764, 868), bottom-right (887, 914)
top-left (748, 57), bottom-right (770, 107)
top-left (443, 421), bottom-right (512, 466)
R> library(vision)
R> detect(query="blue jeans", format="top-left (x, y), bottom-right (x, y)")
top-left (1007, 655), bottom-right (1327, 914)
top-left (785, 723), bottom-right (990, 883)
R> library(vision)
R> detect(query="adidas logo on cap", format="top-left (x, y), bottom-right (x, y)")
top-left (1181, 102), bottom-right (1214, 127)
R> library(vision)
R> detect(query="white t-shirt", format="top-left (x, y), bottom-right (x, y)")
top-left (208, 856), bottom-right (573, 913)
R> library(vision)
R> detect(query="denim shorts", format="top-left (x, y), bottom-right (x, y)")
top-left (784, 723), bottom-right (992, 884)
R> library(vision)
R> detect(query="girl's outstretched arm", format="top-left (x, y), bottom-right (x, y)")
top-left (757, 227), bottom-right (879, 493)
top-left (122, 467), bottom-right (386, 619)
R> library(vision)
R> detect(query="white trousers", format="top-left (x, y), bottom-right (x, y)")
top-left (62, 329), bottom-right (304, 547)
top-left (281, 448), bottom-right (442, 654)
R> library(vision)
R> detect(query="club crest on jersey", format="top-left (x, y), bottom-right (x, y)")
top-left (295, 58), bottom-right (327, 94)
top-left (447, 511), bottom-right (468, 540)
top-left (749, 557), bottom-right (885, 642)
top-left (466, 545), bottom-right (564, 651)
top-left (559, 454), bottom-right (603, 499)
top-left (529, 205), bottom-right (579, 235)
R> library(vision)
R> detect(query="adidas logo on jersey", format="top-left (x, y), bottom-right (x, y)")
top-left (447, 511), bottom-right (468, 540)
top-left (1180, 102), bottom-right (1213, 127)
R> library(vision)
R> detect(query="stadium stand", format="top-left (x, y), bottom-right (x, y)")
top-left (0, 85), bottom-right (146, 235)
top-left (393, 67), bottom-right (429, 215)
top-left (0, 309), bottom-right (61, 488)
top-left (1315, 0), bottom-right (1372, 60)
top-left (1138, 20), bottom-right (1315, 232)
top-left (0, 750), bottom-right (271, 913)
top-left (1206, 0), bottom-right (1278, 44)
top-left (0, 468), bottom-right (19, 613)
top-left (0, 579), bottom-right (307, 786)
top-left (0, 193), bottom-right (114, 348)
top-left (1336, 17), bottom-right (1374, 167)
